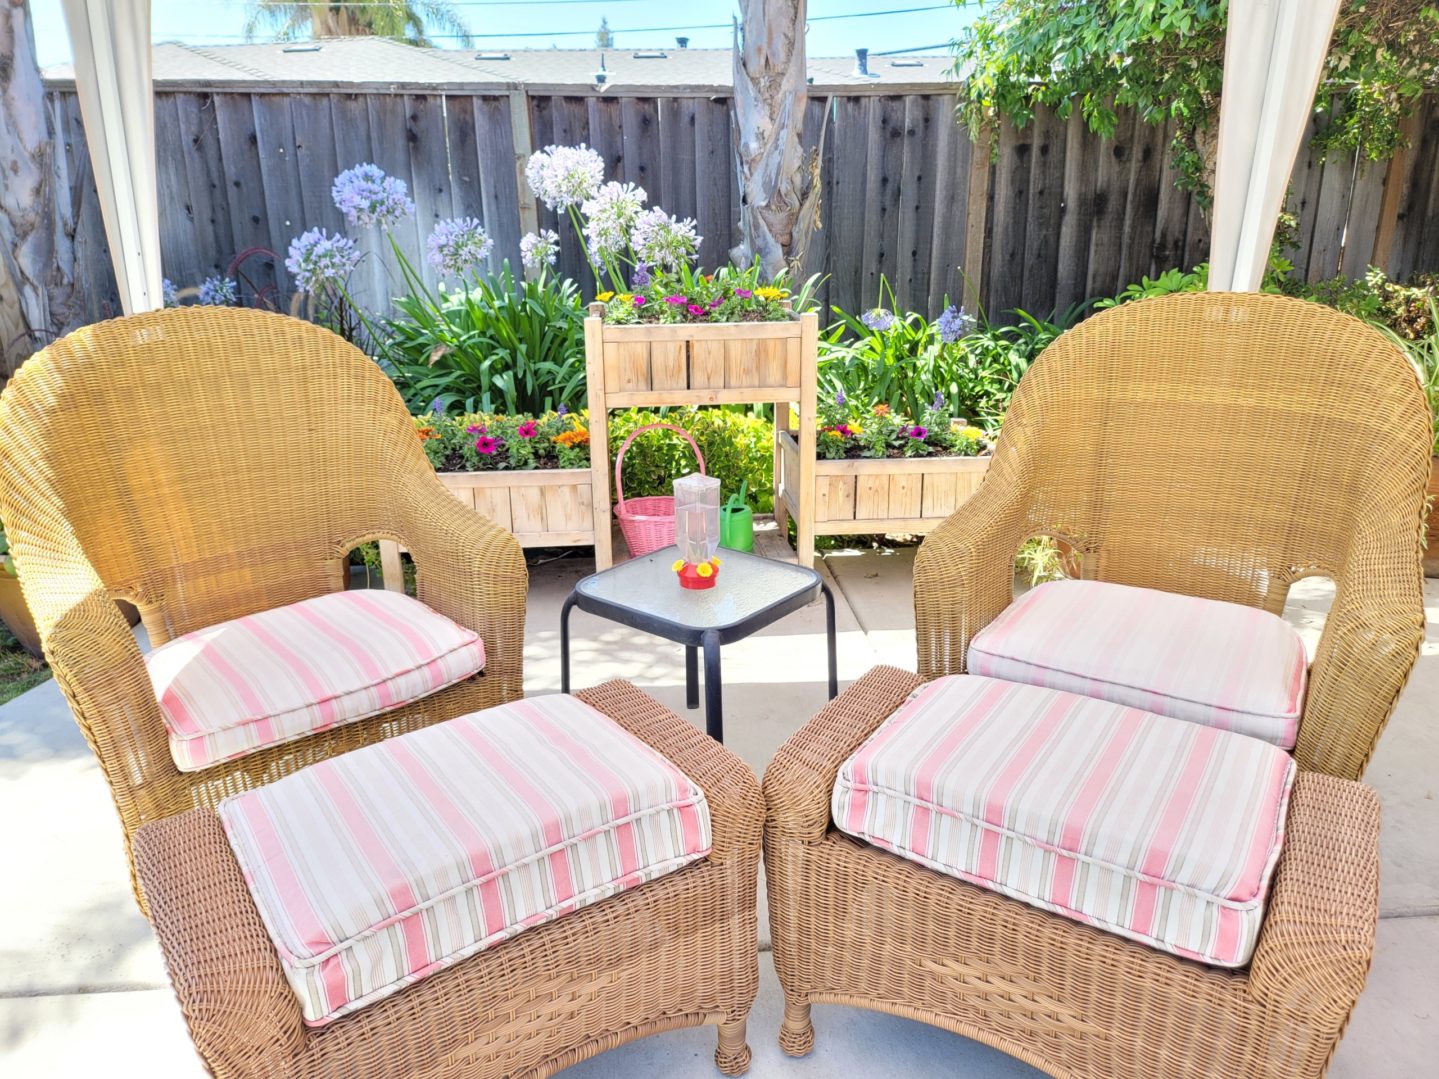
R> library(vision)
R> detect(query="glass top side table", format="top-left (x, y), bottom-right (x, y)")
top-left (560, 546), bottom-right (838, 742)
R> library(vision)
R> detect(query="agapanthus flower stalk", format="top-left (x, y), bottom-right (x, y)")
top-left (331, 163), bottom-right (415, 230)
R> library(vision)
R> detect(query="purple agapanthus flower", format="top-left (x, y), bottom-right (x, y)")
top-left (198, 275), bottom-right (237, 306)
top-left (429, 398), bottom-right (445, 416)
top-left (520, 228), bottom-right (560, 271)
top-left (631, 262), bottom-right (652, 288)
top-left (932, 391), bottom-right (946, 410)
top-left (162, 277), bottom-right (179, 307)
top-left (861, 307), bottom-right (895, 331)
top-left (285, 228), bottom-right (361, 293)
top-left (835, 390), bottom-right (847, 407)
top-left (557, 404), bottom-right (569, 416)
top-left (331, 163), bottom-right (415, 230)
top-left (427, 217), bottom-right (493, 277)
top-left (936, 304), bottom-right (976, 343)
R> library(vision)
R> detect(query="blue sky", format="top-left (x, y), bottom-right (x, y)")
top-left (29, 1), bottom-right (979, 68)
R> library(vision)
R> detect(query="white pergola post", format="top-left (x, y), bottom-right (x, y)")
top-left (60, 0), bottom-right (162, 314)
top-left (1208, 0), bottom-right (1343, 292)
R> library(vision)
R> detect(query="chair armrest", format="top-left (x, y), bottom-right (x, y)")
top-left (913, 469), bottom-right (1033, 680)
top-left (1301, 516), bottom-right (1425, 779)
top-left (397, 476), bottom-right (529, 703)
top-left (1248, 772), bottom-right (1380, 1023)
top-left (762, 666), bottom-right (922, 845)
top-left (133, 811), bottom-right (304, 1073)
top-left (577, 680), bottom-right (763, 866)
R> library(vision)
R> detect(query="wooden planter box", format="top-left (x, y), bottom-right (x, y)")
top-left (776, 430), bottom-right (991, 539)
top-left (586, 307), bottom-right (820, 566)
top-left (377, 468), bottom-right (597, 590)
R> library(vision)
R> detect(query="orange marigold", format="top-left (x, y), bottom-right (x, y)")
top-left (415, 425), bottom-right (438, 441)
top-left (872, 403), bottom-right (891, 416)
top-left (554, 427), bottom-right (590, 447)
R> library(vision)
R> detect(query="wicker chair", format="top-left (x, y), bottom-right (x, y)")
top-left (0, 307), bottom-right (528, 910)
top-left (765, 293), bottom-right (1430, 1078)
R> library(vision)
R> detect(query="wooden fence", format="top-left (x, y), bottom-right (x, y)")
top-left (47, 85), bottom-right (1439, 331)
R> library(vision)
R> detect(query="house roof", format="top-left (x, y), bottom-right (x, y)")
top-left (42, 37), bottom-right (954, 95)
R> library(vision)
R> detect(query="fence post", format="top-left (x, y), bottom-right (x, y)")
top-left (508, 88), bottom-right (539, 242)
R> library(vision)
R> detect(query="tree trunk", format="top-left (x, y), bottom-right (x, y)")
top-left (0, 0), bottom-right (77, 372)
top-left (731, 0), bottom-right (818, 279)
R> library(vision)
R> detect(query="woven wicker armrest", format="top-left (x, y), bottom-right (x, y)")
top-left (1301, 513), bottom-right (1426, 779)
top-left (397, 476), bottom-right (529, 702)
top-left (914, 475), bottom-right (1033, 680)
top-left (1248, 772), bottom-right (1381, 1020)
top-left (577, 680), bottom-right (763, 865)
top-left (133, 810), bottom-right (304, 1074)
top-left (762, 666), bottom-right (923, 845)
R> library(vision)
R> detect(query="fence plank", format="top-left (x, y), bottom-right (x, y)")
top-left (829, 95), bottom-right (869, 316)
top-left (1021, 104), bottom-right (1067, 318)
top-left (1308, 151), bottom-right (1355, 282)
top-left (659, 96), bottom-right (699, 224)
top-left (405, 94), bottom-right (452, 275)
top-left (1284, 110), bottom-right (1328, 277)
top-left (212, 93), bottom-right (281, 301)
top-left (172, 93), bottom-right (236, 282)
top-left (693, 97), bottom-right (732, 271)
top-left (1085, 105), bottom-right (1135, 299)
top-left (1392, 97), bottom-right (1439, 280)
top-left (926, 95), bottom-right (965, 315)
top-left (988, 118), bottom-right (1032, 318)
top-left (328, 93), bottom-right (382, 316)
top-left (1342, 159), bottom-right (1386, 280)
top-left (587, 96), bottom-right (625, 183)
top-left (153, 94), bottom-right (204, 290)
top-left (1055, 109), bottom-right (1098, 312)
top-left (1151, 116), bottom-right (1191, 276)
top-left (474, 95), bottom-right (524, 275)
top-left (1115, 113), bottom-right (1164, 289)
top-left (621, 97), bottom-right (662, 206)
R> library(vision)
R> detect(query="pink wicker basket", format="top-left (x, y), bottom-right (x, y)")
top-left (614, 422), bottom-right (707, 558)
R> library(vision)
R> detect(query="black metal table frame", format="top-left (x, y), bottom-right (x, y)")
top-left (559, 574), bottom-right (839, 743)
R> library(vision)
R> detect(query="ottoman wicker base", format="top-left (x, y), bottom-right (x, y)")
top-left (764, 667), bottom-right (1382, 1079)
top-left (134, 680), bottom-right (762, 1079)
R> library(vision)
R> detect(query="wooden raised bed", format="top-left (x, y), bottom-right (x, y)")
top-left (776, 429), bottom-right (991, 539)
top-left (377, 468), bottom-right (597, 590)
top-left (585, 306), bottom-right (820, 567)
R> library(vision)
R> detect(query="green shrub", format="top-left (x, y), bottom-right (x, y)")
top-left (385, 263), bottom-right (587, 415)
top-left (609, 409), bottom-right (774, 512)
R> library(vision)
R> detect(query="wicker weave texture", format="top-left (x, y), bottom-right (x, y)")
top-left (0, 308), bottom-right (529, 909)
top-left (915, 292), bottom-right (1430, 781)
top-left (764, 667), bottom-right (1382, 1079)
top-left (134, 679), bottom-right (763, 1078)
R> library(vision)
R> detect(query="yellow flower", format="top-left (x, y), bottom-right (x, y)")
top-left (959, 426), bottom-right (985, 441)
top-left (754, 286), bottom-right (787, 301)
top-left (850, 425), bottom-right (864, 436)
top-left (596, 291), bottom-right (615, 302)
top-left (695, 562), bottom-right (714, 578)
top-left (672, 559), bottom-right (686, 573)
top-left (616, 293), bottom-right (633, 303)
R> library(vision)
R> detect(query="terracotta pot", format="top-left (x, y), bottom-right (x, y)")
top-left (1426, 455), bottom-right (1439, 578)
top-left (0, 573), bottom-right (42, 659)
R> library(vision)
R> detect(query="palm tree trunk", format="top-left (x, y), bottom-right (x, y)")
top-left (730, 0), bottom-right (817, 278)
top-left (0, 0), bottom-right (77, 371)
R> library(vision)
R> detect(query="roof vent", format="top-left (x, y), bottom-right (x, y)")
top-left (889, 59), bottom-right (924, 68)
top-left (475, 51), bottom-right (511, 61)
top-left (594, 53), bottom-right (609, 86)
top-left (281, 44), bottom-right (321, 53)
top-left (854, 48), bottom-right (879, 79)
top-left (676, 37), bottom-right (689, 48)
top-left (633, 50), bottom-right (668, 59)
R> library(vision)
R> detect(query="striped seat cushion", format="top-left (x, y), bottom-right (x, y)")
top-left (968, 579), bottom-right (1307, 748)
top-left (219, 693), bottom-right (712, 1025)
top-left (833, 675), bottom-right (1295, 967)
top-left (146, 590), bottom-right (486, 772)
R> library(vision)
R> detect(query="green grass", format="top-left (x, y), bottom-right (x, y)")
top-left (0, 623), bottom-right (50, 705)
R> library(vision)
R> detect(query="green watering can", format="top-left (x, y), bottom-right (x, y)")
top-left (719, 481), bottom-right (755, 553)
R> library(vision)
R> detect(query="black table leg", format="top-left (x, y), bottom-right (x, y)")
top-left (560, 594), bottom-right (577, 694)
top-left (701, 629), bottom-right (723, 742)
top-left (820, 581), bottom-right (839, 700)
top-left (685, 645), bottom-right (699, 710)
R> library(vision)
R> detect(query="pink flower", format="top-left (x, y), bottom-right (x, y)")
top-left (517, 420), bottom-right (538, 439)
top-left (664, 294), bottom-right (687, 305)
top-left (734, 287), bottom-right (753, 298)
top-left (632, 295), bottom-right (646, 306)
top-left (475, 435), bottom-right (499, 454)
top-left (466, 423), bottom-right (487, 435)
top-left (908, 425), bottom-right (928, 439)
top-left (687, 303), bottom-right (705, 316)
top-left (834, 423), bottom-right (854, 438)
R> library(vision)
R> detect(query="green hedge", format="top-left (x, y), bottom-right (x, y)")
top-left (608, 409), bottom-right (773, 512)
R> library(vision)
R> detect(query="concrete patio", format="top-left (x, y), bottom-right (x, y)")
top-left (2, 544), bottom-right (1435, 1078)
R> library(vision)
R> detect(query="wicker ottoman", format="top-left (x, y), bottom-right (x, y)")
top-left (134, 680), bottom-right (763, 1079)
top-left (764, 667), bottom-right (1382, 1079)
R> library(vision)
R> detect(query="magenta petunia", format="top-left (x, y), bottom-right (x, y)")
top-left (687, 303), bottom-right (705, 315)
top-left (664, 294), bottom-right (687, 305)
top-left (734, 287), bottom-right (753, 299)
top-left (517, 420), bottom-right (539, 439)
top-left (475, 435), bottom-right (500, 454)
top-left (908, 425), bottom-right (928, 439)
top-left (632, 295), bottom-right (646, 306)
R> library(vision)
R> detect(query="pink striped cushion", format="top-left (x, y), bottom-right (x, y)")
top-left (833, 675), bottom-right (1295, 968)
top-left (146, 590), bottom-right (486, 772)
top-left (219, 693), bottom-right (712, 1025)
top-left (968, 580), bottom-right (1307, 748)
